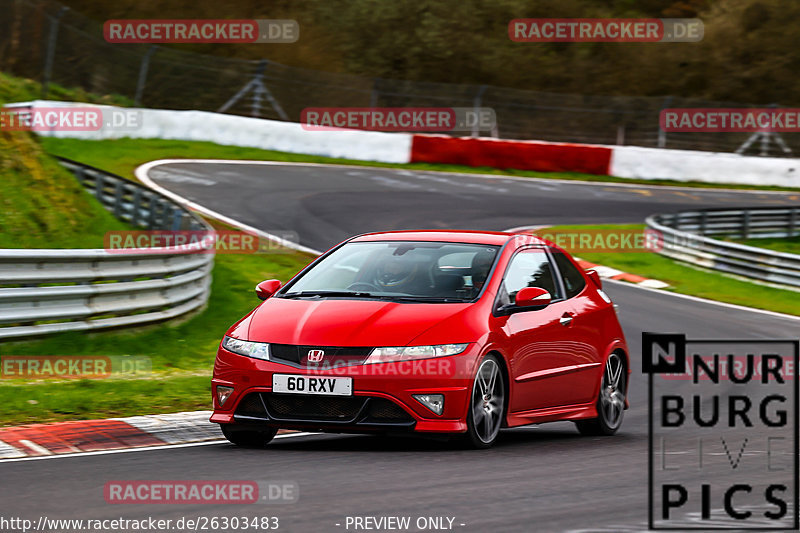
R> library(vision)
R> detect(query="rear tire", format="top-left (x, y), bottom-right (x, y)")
top-left (575, 352), bottom-right (626, 436)
top-left (461, 354), bottom-right (506, 449)
top-left (220, 424), bottom-right (278, 448)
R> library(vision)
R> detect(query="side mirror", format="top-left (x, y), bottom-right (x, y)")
top-left (587, 269), bottom-right (602, 289)
top-left (255, 279), bottom-right (282, 300)
top-left (514, 287), bottom-right (551, 309)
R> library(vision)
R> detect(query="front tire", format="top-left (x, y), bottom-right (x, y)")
top-left (462, 354), bottom-right (506, 449)
top-left (575, 352), bottom-right (626, 436)
top-left (220, 424), bottom-right (278, 448)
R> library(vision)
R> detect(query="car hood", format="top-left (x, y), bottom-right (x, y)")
top-left (232, 297), bottom-right (474, 347)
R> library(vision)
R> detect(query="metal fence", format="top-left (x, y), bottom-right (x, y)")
top-left (0, 160), bottom-right (214, 339)
top-left (646, 207), bottom-right (800, 290)
top-left (60, 158), bottom-right (207, 232)
top-left (0, 0), bottom-right (796, 155)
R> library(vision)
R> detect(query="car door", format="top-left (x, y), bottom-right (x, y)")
top-left (549, 249), bottom-right (604, 405)
top-left (497, 247), bottom-right (582, 413)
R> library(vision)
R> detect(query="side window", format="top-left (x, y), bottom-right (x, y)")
top-left (552, 251), bottom-right (586, 299)
top-left (500, 248), bottom-right (560, 305)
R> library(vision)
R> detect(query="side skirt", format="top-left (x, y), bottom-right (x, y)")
top-left (505, 402), bottom-right (597, 427)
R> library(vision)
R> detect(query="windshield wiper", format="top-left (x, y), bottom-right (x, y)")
top-left (281, 291), bottom-right (468, 302)
top-left (388, 296), bottom-right (469, 303)
top-left (281, 290), bottom-right (377, 299)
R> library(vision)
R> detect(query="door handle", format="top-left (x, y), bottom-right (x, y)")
top-left (559, 313), bottom-right (573, 327)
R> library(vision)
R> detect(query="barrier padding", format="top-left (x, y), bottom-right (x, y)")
top-left (410, 134), bottom-right (613, 175)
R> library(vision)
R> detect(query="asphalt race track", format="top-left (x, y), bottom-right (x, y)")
top-left (142, 162), bottom-right (800, 251)
top-left (2, 162), bottom-right (799, 532)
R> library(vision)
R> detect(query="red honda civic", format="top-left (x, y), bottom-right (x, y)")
top-left (210, 230), bottom-right (629, 448)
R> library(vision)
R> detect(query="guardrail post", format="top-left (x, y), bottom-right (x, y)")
top-left (148, 196), bottom-right (159, 229)
top-left (742, 210), bottom-right (751, 239)
top-left (699, 211), bottom-right (707, 235)
top-left (94, 173), bottom-right (104, 202)
top-left (789, 208), bottom-right (797, 238)
top-left (131, 188), bottom-right (142, 227)
top-left (171, 207), bottom-right (183, 230)
top-left (113, 180), bottom-right (124, 219)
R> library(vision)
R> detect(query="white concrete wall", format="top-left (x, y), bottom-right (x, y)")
top-left (18, 100), bottom-right (800, 186)
top-left (610, 145), bottom-right (799, 187)
top-left (23, 101), bottom-right (413, 164)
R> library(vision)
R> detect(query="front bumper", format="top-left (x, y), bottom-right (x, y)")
top-left (210, 346), bottom-right (480, 433)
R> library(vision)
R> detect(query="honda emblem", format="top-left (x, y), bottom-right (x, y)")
top-left (307, 349), bottom-right (325, 363)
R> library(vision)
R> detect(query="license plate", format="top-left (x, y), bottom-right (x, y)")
top-left (272, 374), bottom-right (352, 396)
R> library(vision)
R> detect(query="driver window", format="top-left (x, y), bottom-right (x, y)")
top-left (499, 249), bottom-right (560, 306)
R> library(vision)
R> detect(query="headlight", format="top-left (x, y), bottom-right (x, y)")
top-left (222, 336), bottom-right (269, 360)
top-left (365, 343), bottom-right (468, 364)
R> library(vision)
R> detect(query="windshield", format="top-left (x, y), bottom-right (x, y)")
top-left (281, 241), bottom-right (500, 302)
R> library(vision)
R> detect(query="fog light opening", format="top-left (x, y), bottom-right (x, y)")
top-left (216, 385), bottom-right (234, 407)
top-left (413, 394), bottom-right (444, 416)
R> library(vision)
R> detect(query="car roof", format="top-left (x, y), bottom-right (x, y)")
top-left (350, 230), bottom-right (516, 246)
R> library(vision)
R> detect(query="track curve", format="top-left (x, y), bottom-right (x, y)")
top-left (2, 162), bottom-right (798, 532)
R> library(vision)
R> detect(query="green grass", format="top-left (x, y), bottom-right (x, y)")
top-left (0, 71), bottom-right (134, 107)
top-left (730, 236), bottom-right (800, 255)
top-left (1, 376), bottom-right (212, 423)
top-left (0, 132), bottom-right (133, 249)
top-left (0, 79), bottom-right (135, 249)
top-left (39, 137), bottom-right (800, 193)
top-left (544, 224), bottom-right (800, 316)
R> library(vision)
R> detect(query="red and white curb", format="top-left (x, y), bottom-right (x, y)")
top-left (573, 259), bottom-right (670, 289)
top-left (0, 411), bottom-right (247, 459)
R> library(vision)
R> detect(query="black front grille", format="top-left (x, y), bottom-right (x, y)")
top-left (365, 398), bottom-right (412, 421)
top-left (233, 393), bottom-right (415, 426)
top-left (269, 344), bottom-right (373, 368)
top-left (266, 394), bottom-right (365, 420)
top-left (236, 393), bottom-right (267, 417)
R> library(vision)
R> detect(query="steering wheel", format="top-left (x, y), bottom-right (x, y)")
top-left (346, 282), bottom-right (379, 292)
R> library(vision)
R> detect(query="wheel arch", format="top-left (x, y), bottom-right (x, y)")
top-left (483, 349), bottom-right (512, 427)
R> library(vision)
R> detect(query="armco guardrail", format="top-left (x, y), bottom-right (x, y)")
top-left (59, 157), bottom-right (208, 231)
top-left (0, 160), bottom-right (214, 339)
top-left (646, 207), bottom-right (800, 290)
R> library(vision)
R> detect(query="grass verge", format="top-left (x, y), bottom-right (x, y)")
top-left (730, 236), bottom-right (800, 255)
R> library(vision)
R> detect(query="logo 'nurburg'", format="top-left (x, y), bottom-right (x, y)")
top-left (642, 332), bottom-right (686, 374)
